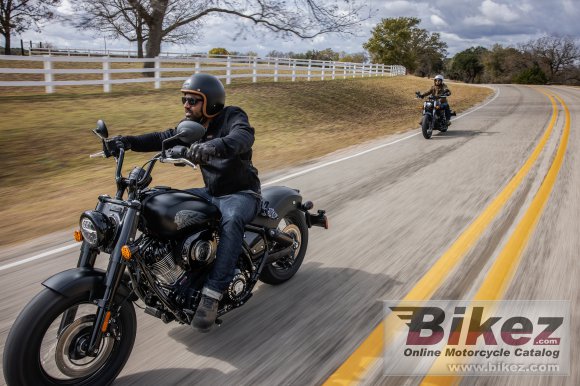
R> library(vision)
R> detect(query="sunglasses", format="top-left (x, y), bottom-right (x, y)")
top-left (182, 96), bottom-right (201, 106)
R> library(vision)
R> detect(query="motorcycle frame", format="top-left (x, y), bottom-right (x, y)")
top-left (68, 148), bottom-right (306, 355)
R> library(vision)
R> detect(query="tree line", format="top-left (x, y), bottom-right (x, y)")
top-left (208, 47), bottom-right (367, 63)
top-left (363, 17), bottom-right (580, 85)
top-left (447, 37), bottom-right (580, 85)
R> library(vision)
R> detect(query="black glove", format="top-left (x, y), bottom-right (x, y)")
top-left (415, 91), bottom-right (423, 99)
top-left (187, 143), bottom-right (216, 165)
top-left (105, 136), bottom-right (131, 157)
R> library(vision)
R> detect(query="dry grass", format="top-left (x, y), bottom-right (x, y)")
top-left (0, 76), bottom-right (492, 245)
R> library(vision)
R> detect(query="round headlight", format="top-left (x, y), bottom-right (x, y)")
top-left (80, 211), bottom-right (113, 248)
top-left (80, 217), bottom-right (99, 246)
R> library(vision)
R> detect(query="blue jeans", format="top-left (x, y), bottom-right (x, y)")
top-left (441, 102), bottom-right (451, 121)
top-left (186, 188), bottom-right (260, 298)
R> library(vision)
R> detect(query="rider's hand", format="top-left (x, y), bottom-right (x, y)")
top-left (187, 143), bottom-right (216, 165)
top-left (105, 136), bottom-right (131, 158)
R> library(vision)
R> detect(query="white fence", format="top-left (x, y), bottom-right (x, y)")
top-left (0, 55), bottom-right (406, 94)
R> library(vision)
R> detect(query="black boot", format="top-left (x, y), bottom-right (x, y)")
top-left (192, 295), bottom-right (219, 332)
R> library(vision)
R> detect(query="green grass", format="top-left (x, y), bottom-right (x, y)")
top-left (0, 76), bottom-right (492, 245)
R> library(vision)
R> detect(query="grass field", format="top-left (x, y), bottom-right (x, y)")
top-left (0, 75), bottom-right (492, 246)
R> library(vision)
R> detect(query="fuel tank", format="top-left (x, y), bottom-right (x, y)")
top-left (140, 188), bottom-right (220, 239)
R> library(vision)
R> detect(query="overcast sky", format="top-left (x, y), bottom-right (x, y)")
top-left (10, 0), bottom-right (580, 57)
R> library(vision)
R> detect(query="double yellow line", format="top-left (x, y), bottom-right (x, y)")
top-left (324, 88), bottom-right (567, 385)
top-left (421, 90), bottom-right (570, 385)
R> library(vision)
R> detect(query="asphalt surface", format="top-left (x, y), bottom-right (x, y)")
top-left (0, 85), bottom-right (578, 385)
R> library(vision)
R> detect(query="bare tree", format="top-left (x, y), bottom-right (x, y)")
top-left (523, 35), bottom-right (580, 80)
top-left (0, 0), bottom-right (60, 55)
top-left (73, 0), bottom-right (365, 72)
top-left (70, 0), bottom-right (202, 58)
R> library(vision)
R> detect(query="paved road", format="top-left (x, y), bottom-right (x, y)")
top-left (0, 85), bottom-right (577, 385)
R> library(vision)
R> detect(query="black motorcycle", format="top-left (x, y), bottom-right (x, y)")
top-left (415, 91), bottom-right (455, 139)
top-left (3, 120), bottom-right (328, 385)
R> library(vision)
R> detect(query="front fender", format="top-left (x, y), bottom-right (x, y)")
top-left (42, 267), bottom-right (132, 300)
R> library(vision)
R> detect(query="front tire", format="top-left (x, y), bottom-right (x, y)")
top-left (3, 288), bottom-right (136, 386)
top-left (259, 209), bottom-right (309, 285)
top-left (422, 115), bottom-right (433, 139)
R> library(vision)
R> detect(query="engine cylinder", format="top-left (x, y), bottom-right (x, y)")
top-left (143, 240), bottom-right (185, 285)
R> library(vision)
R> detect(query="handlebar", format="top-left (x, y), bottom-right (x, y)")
top-left (90, 151), bottom-right (106, 158)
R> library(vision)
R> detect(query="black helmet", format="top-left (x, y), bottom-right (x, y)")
top-left (181, 73), bottom-right (225, 118)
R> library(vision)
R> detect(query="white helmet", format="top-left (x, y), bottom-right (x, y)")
top-left (434, 74), bottom-right (444, 81)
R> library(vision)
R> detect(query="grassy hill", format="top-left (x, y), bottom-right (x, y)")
top-left (0, 76), bottom-right (492, 245)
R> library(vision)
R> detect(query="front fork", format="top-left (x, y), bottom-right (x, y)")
top-left (88, 206), bottom-right (139, 354)
top-left (61, 207), bottom-right (139, 356)
top-left (57, 242), bottom-right (99, 334)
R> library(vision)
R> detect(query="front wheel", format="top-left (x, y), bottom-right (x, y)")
top-left (421, 115), bottom-right (433, 139)
top-left (3, 288), bottom-right (136, 385)
top-left (259, 209), bottom-right (309, 285)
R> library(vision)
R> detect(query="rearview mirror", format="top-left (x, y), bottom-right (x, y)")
top-left (175, 120), bottom-right (206, 144)
top-left (93, 120), bottom-right (109, 139)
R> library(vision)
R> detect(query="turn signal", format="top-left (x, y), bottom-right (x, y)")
top-left (101, 311), bottom-right (112, 332)
top-left (121, 245), bottom-right (132, 260)
top-left (74, 230), bottom-right (83, 242)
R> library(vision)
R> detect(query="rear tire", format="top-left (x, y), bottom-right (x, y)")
top-left (3, 288), bottom-right (136, 386)
top-left (259, 209), bottom-right (309, 285)
top-left (422, 116), bottom-right (432, 139)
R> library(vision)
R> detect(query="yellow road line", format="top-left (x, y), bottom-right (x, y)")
top-left (323, 90), bottom-right (559, 386)
top-left (421, 90), bottom-right (570, 385)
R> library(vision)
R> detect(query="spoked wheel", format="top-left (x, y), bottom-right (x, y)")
top-left (259, 209), bottom-right (309, 285)
top-left (3, 288), bottom-right (136, 385)
top-left (422, 116), bottom-right (433, 139)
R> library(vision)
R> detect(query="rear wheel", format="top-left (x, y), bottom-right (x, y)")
top-left (3, 288), bottom-right (136, 385)
top-left (259, 209), bottom-right (309, 285)
top-left (422, 115), bottom-right (433, 139)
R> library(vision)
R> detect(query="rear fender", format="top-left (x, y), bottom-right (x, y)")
top-left (252, 186), bottom-right (303, 228)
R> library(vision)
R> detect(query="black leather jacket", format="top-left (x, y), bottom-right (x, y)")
top-left (125, 106), bottom-right (261, 197)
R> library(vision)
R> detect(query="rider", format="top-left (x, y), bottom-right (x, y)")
top-left (106, 73), bottom-right (261, 332)
top-left (418, 74), bottom-right (452, 125)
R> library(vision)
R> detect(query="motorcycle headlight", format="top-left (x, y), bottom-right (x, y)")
top-left (80, 211), bottom-right (114, 248)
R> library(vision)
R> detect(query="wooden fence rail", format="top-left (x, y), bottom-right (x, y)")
top-left (0, 55), bottom-right (406, 94)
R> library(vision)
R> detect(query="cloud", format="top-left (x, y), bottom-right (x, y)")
top-left (56, 0), bottom-right (74, 16)
top-left (480, 0), bottom-right (519, 22)
top-left (430, 15), bottom-right (448, 27)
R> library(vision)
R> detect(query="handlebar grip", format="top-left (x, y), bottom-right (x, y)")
top-left (167, 145), bottom-right (188, 159)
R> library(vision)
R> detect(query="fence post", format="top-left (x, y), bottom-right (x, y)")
top-left (332, 62), bottom-right (336, 80)
top-left (292, 59), bottom-right (296, 82)
top-left (226, 56), bottom-right (231, 85)
top-left (307, 59), bottom-right (312, 81)
top-left (382, 64), bottom-right (385, 77)
top-left (154, 57), bottom-right (161, 89)
top-left (274, 58), bottom-right (279, 82)
top-left (252, 57), bottom-right (257, 83)
top-left (195, 60), bottom-right (200, 74)
top-left (321, 61), bottom-right (325, 81)
top-left (43, 56), bottom-right (54, 94)
top-left (103, 56), bottom-right (111, 93)
top-left (343, 63), bottom-right (346, 79)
